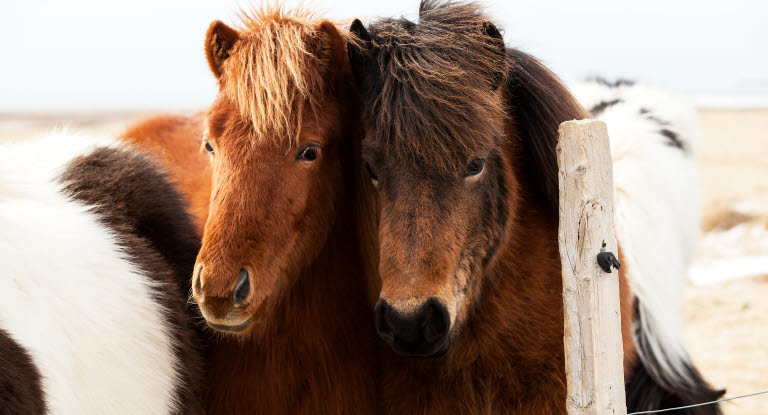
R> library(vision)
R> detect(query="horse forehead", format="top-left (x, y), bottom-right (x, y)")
top-left (369, 137), bottom-right (481, 177)
top-left (222, 145), bottom-right (293, 170)
top-left (378, 163), bottom-right (457, 200)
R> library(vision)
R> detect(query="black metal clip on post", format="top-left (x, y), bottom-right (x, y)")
top-left (597, 241), bottom-right (621, 273)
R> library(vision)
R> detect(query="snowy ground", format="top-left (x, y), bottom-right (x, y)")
top-left (690, 109), bottom-right (768, 287)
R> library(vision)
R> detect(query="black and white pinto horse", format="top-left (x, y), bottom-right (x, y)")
top-left (572, 79), bottom-right (723, 413)
top-left (0, 132), bottom-right (203, 414)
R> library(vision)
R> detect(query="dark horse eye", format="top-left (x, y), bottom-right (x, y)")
top-left (465, 157), bottom-right (486, 178)
top-left (296, 143), bottom-right (319, 161)
top-left (363, 161), bottom-right (378, 184)
top-left (204, 142), bottom-right (215, 154)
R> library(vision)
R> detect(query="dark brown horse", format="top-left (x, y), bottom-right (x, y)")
top-left (348, 1), bottom-right (721, 413)
top-left (186, 7), bottom-right (377, 414)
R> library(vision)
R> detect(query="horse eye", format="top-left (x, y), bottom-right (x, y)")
top-left (363, 162), bottom-right (378, 185)
top-left (465, 157), bottom-right (486, 178)
top-left (296, 144), bottom-right (319, 161)
top-left (203, 137), bottom-right (215, 155)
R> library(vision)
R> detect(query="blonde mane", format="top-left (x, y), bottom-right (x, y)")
top-left (221, 6), bottom-right (337, 146)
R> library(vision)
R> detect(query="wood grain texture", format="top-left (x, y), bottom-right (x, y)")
top-left (557, 119), bottom-right (627, 415)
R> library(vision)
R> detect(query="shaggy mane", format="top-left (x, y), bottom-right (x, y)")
top-left (221, 6), bottom-right (338, 146)
top-left (362, 0), bottom-right (508, 172)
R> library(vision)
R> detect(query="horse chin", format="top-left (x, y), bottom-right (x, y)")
top-left (419, 338), bottom-right (451, 359)
top-left (390, 334), bottom-right (452, 359)
top-left (204, 297), bottom-right (269, 336)
top-left (207, 316), bottom-right (253, 334)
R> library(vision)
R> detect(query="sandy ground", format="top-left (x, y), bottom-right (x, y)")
top-left (685, 109), bottom-right (768, 414)
top-left (1, 109), bottom-right (767, 412)
top-left (698, 109), bottom-right (768, 219)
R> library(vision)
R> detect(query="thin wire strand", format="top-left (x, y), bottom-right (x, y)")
top-left (628, 389), bottom-right (768, 415)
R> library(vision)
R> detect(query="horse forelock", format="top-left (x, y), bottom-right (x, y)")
top-left (219, 6), bottom-right (341, 149)
top-left (364, 0), bottom-right (508, 173)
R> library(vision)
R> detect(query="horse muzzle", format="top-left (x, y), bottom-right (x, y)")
top-left (374, 297), bottom-right (452, 358)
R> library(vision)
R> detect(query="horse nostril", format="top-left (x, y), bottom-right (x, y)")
top-left (233, 268), bottom-right (250, 305)
top-left (374, 299), bottom-right (395, 342)
top-left (422, 298), bottom-right (450, 344)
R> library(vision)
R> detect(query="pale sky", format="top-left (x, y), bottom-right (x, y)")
top-left (1, 0), bottom-right (766, 112)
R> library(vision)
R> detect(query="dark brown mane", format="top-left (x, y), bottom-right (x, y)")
top-left (356, 0), bottom-right (508, 173)
top-left (352, 0), bottom-right (589, 206)
top-left (505, 48), bottom-right (590, 210)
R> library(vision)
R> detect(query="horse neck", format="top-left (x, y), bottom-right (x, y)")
top-left (203, 192), bottom-right (377, 414)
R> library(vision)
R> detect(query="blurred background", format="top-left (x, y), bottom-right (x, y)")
top-left (2, 0), bottom-right (767, 112)
top-left (1, 0), bottom-right (767, 413)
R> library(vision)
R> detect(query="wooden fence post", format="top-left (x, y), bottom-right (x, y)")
top-left (557, 119), bottom-right (627, 415)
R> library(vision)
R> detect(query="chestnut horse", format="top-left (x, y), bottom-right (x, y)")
top-left (121, 113), bottom-right (210, 233)
top-left (129, 8), bottom-right (377, 414)
top-left (348, 1), bottom-right (721, 414)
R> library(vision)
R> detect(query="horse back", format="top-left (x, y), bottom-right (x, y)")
top-left (121, 113), bottom-right (212, 233)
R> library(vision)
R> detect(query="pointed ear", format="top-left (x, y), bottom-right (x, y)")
top-left (482, 22), bottom-right (506, 90)
top-left (347, 19), bottom-right (374, 88)
top-left (317, 21), bottom-right (346, 89)
top-left (205, 20), bottom-right (240, 79)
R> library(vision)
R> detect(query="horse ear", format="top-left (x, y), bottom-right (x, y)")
top-left (347, 19), bottom-right (373, 88)
top-left (482, 22), bottom-right (506, 90)
top-left (205, 20), bottom-right (240, 79)
top-left (317, 21), bottom-right (346, 89)
top-left (506, 49), bottom-right (591, 212)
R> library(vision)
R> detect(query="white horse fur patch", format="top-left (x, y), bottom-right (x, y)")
top-left (0, 132), bottom-right (184, 414)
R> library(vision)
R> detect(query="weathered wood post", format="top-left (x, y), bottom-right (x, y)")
top-left (557, 119), bottom-right (627, 415)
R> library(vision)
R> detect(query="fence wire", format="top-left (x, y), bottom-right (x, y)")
top-left (628, 389), bottom-right (768, 414)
